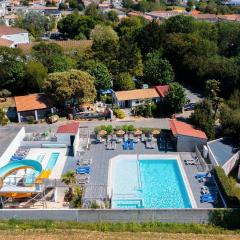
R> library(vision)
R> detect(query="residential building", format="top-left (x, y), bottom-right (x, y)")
top-left (0, 25), bottom-right (29, 46)
top-left (113, 85), bottom-right (169, 108)
top-left (14, 93), bottom-right (54, 122)
top-left (207, 138), bottom-right (239, 175)
top-left (169, 119), bottom-right (208, 152)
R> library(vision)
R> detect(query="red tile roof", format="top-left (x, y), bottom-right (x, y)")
top-left (57, 122), bottom-right (80, 134)
top-left (0, 26), bottom-right (27, 36)
top-left (155, 85), bottom-right (169, 98)
top-left (0, 37), bottom-right (14, 47)
top-left (14, 93), bottom-right (53, 112)
top-left (169, 119), bottom-right (207, 139)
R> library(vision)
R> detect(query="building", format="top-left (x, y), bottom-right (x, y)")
top-left (0, 25), bottom-right (29, 46)
top-left (207, 138), bottom-right (239, 175)
top-left (14, 93), bottom-right (54, 123)
top-left (145, 10), bottom-right (183, 20)
top-left (3, 14), bottom-right (18, 26)
top-left (113, 85), bottom-right (169, 108)
top-left (0, 37), bottom-right (15, 47)
top-left (169, 119), bottom-right (208, 152)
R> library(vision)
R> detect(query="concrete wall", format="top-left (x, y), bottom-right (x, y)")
top-left (73, 129), bottom-right (80, 157)
top-left (222, 152), bottom-right (239, 175)
top-left (177, 135), bottom-right (207, 152)
top-left (56, 133), bottom-right (71, 146)
top-left (0, 209), bottom-right (214, 223)
top-left (0, 127), bottom-right (25, 168)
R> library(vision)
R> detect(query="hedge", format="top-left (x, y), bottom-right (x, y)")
top-left (213, 166), bottom-right (240, 208)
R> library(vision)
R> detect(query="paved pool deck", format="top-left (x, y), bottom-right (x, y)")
top-left (80, 139), bottom-right (222, 209)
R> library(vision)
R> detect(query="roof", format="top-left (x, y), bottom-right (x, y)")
top-left (0, 26), bottom-right (27, 36)
top-left (169, 119), bottom-right (207, 139)
top-left (29, 6), bottom-right (58, 10)
top-left (208, 138), bottom-right (239, 166)
top-left (56, 122), bottom-right (80, 134)
top-left (115, 88), bottom-right (160, 101)
top-left (0, 37), bottom-right (14, 47)
top-left (155, 85), bottom-right (169, 98)
top-left (14, 93), bottom-right (53, 112)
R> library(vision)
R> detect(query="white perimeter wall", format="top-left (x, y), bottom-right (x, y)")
top-left (56, 133), bottom-right (71, 145)
top-left (73, 129), bottom-right (80, 157)
top-left (0, 127), bottom-right (25, 168)
top-left (222, 152), bottom-right (239, 175)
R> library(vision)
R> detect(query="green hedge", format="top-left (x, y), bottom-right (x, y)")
top-left (213, 166), bottom-right (240, 208)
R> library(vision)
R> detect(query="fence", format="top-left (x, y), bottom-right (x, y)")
top-left (0, 209), bottom-right (215, 223)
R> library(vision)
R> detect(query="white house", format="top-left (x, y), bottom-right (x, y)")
top-left (0, 25), bottom-right (29, 47)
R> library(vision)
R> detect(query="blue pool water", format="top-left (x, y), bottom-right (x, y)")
top-left (45, 152), bottom-right (60, 170)
top-left (111, 159), bottom-right (192, 209)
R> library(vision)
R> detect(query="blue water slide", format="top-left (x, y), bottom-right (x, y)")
top-left (0, 160), bottom-right (43, 179)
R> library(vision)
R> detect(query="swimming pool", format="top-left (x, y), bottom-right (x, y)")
top-left (110, 156), bottom-right (193, 209)
top-left (45, 152), bottom-right (60, 170)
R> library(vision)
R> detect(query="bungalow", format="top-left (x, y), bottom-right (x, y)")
top-left (14, 93), bottom-right (54, 123)
top-left (169, 119), bottom-right (208, 152)
top-left (0, 25), bottom-right (29, 47)
top-left (207, 138), bottom-right (239, 175)
top-left (113, 85), bottom-right (169, 109)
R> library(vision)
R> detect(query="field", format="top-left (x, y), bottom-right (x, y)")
top-left (1, 230), bottom-right (240, 240)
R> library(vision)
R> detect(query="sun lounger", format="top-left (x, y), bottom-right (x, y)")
top-left (81, 159), bottom-right (92, 165)
top-left (116, 137), bottom-right (122, 143)
top-left (124, 134), bottom-right (128, 142)
top-left (111, 141), bottom-right (116, 150)
top-left (141, 134), bottom-right (146, 142)
top-left (129, 140), bottom-right (134, 150)
top-left (200, 194), bottom-right (217, 203)
top-left (133, 137), bottom-right (139, 143)
top-left (106, 141), bottom-right (112, 150)
top-left (123, 141), bottom-right (128, 150)
top-left (112, 134), bottom-right (117, 141)
top-left (184, 159), bottom-right (196, 165)
top-left (76, 168), bottom-right (90, 174)
top-left (146, 141), bottom-right (151, 149)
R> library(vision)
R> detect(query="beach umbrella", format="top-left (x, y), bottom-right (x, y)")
top-left (152, 129), bottom-right (161, 135)
top-left (134, 129), bottom-right (142, 136)
top-left (116, 129), bottom-right (125, 136)
top-left (99, 130), bottom-right (107, 136)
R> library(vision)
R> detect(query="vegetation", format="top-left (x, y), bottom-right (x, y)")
top-left (0, 89), bottom-right (11, 101)
top-left (62, 170), bottom-right (77, 202)
top-left (213, 167), bottom-right (240, 208)
top-left (0, 108), bottom-right (8, 125)
top-left (113, 108), bottom-right (125, 119)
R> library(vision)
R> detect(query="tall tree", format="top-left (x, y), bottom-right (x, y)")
top-left (43, 69), bottom-right (97, 103)
top-left (0, 109), bottom-right (8, 126)
top-left (114, 72), bottom-right (135, 90)
top-left (143, 51), bottom-right (174, 86)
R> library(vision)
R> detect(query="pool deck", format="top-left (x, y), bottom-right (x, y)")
top-left (81, 139), bottom-right (222, 209)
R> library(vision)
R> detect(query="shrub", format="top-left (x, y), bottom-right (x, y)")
top-left (100, 95), bottom-right (112, 104)
top-left (27, 116), bottom-right (35, 124)
top-left (90, 201), bottom-right (100, 209)
top-left (128, 125), bottom-right (135, 132)
top-left (213, 166), bottom-right (240, 207)
top-left (0, 89), bottom-right (11, 101)
top-left (105, 125), bottom-right (113, 134)
top-left (114, 109), bottom-right (125, 119)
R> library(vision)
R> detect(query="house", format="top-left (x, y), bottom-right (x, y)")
top-left (207, 138), bottom-right (239, 175)
top-left (3, 14), bottom-right (18, 26)
top-left (113, 85), bottom-right (169, 108)
top-left (14, 93), bottom-right (54, 122)
top-left (0, 37), bottom-right (15, 47)
top-left (169, 119), bottom-right (208, 152)
top-left (56, 122), bottom-right (80, 156)
top-left (145, 10), bottom-right (183, 20)
top-left (0, 25), bottom-right (29, 47)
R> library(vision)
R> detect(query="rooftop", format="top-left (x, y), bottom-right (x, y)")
top-left (208, 138), bottom-right (239, 166)
top-left (56, 122), bottom-right (80, 134)
top-left (0, 26), bottom-right (27, 36)
top-left (0, 37), bottom-right (14, 47)
top-left (169, 119), bottom-right (207, 139)
top-left (155, 85), bottom-right (169, 98)
top-left (114, 88), bottom-right (159, 101)
top-left (14, 93), bottom-right (53, 112)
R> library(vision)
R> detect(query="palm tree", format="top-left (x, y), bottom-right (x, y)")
top-left (61, 171), bottom-right (76, 201)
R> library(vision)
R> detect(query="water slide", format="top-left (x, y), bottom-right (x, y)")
top-left (0, 160), bottom-right (43, 198)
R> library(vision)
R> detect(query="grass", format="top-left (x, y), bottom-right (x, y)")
top-left (0, 219), bottom-right (239, 234)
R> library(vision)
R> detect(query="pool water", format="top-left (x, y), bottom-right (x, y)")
top-left (111, 159), bottom-right (192, 209)
top-left (45, 152), bottom-right (60, 170)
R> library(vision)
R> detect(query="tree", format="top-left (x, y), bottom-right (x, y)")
top-left (68, 0), bottom-right (84, 10)
top-left (122, 0), bottom-right (134, 9)
top-left (62, 170), bottom-right (76, 202)
top-left (117, 38), bottom-right (143, 76)
top-left (43, 69), bottom-right (97, 103)
top-left (0, 109), bottom-right (8, 126)
top-left (81, 60), bottom-right (112, 91)
top-left (220, 90), bottom-right (240, 144)
top-left (143, 51), bottom-right (174, 86)
top-left (136, 20), bottom-right (165, 56)
top-left (107, 10), bottom-right (119, 22)
top-left (14, 12), bottom-right (53, 38)
top-left (0, 89), bottom-right (11, 101)
top-left (24, 61), bottom-right (48, 92)
top-left (31, 42), bottom-right (69, 73)
top-left (190, 99), bottom-right (215, 139)
top-left (0, 46), bottom-right (25, 92)
top-left (165, 15), bottom-right (196, 34)
top-left (85, 3), bottom-right (103, 22)
top-left (58, 13), bottom-right (96, 39)
top-left (114, 72), bottom-right (135, 90)
top-left (165, 82), bottom-right (186, 114)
